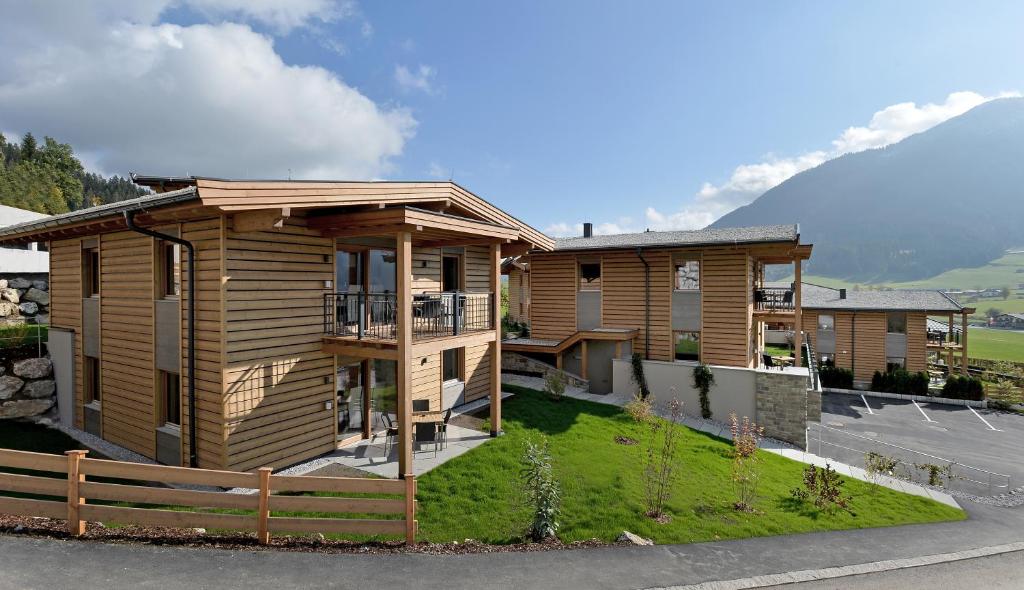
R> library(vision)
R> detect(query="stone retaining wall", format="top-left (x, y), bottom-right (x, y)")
top-left (0, 356), bottom-right (55, 418)
top-left (0, 277), bottom-right (50, 326)
top-left (501, 351), bottom-right (589, 388)
top-left (755, 369), bottom-right (815, 448)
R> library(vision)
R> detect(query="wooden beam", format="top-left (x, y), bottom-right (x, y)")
top-left (232, 208), bottom-right (290, 233)
top-left (322, 224), bottom-right (411, 239)
top-left (489, 243), bottom-right (502, 437)
top-left (961, 311), bottom-right (969, 376)
top-left (409, 330), bottom-right (496, 357)
top-left (793, 259), bottom-right (803, 367)
top-left (396, 231), bottom-right (413, 476)
top-left (581, 339), bottom-right (588, 380)
top-left (321, 339), bottom-right (399, 360)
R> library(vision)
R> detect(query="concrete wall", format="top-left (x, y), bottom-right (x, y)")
top-left (611, 358), bottom-right (757, 422)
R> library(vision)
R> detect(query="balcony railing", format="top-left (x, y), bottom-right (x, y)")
top-left (324, 291), bottom-right (494, 341)
top-left (754, 287), bottom-right (795, 312)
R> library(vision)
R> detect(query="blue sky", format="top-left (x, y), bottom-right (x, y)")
top-left (3, 1), bottom-right (1023, 236)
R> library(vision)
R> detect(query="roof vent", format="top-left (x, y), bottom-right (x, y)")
top-left (583, 222), bottom-right (593, 238)
top-left (839, 288), bottom-right (847, 300)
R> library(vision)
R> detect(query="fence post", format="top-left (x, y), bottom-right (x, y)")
top-left (65, 450), bottom-right (88, 537)
top-left (257, 467), bottom-right (272, 545)
top-left (404, 473), bottom-right (417, 545)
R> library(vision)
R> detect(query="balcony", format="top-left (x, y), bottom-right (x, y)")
top-left (754, 287), bottom-right (795, 312)
top-left (324, 291), bottom-right (494, 343)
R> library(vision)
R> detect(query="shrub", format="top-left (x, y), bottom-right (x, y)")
top-left (520, 437), bottom-right (560, 541)
top-left (818, 365), bottom-right (854, 389)
top-left (692, 364), bottom-right (715, 419)
top-left (729, 413), bottom-right (763, 512)
top-left (630, 353), bottom-right (650, 400)
top-left (942, 375), bottom-right (985, 401)
top-left (790, 463), bottom-right (852, 514)
top-left (914, 462), bottom-right (953, 487)
top-left (624, 394), bottom-right (653, 423)
top-left (870, 369), bottom-right (929, 395)
top-left (544, 371), bottom-right (566, 401)
top-left (642, 398), bottom-right (683, 521)
top-left (864, 452), bottom-right (900, 492)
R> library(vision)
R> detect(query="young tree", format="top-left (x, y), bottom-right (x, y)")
top-left (19, 132), bottom-right (37, 161)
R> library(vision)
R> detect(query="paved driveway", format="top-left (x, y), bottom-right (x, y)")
top-left (814, 392), bottom-right (1024, 496)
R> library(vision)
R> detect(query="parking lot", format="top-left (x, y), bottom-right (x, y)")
top-left (813, 392), bottom-right (1024, 497)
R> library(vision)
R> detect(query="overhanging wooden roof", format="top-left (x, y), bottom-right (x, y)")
top-left (308, 206), bottom-right (520, 246)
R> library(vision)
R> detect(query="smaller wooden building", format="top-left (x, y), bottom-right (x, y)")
top-left (799, 284), bottom-right (974, 383)
top-left (501, 257), bottom-right (530, 325)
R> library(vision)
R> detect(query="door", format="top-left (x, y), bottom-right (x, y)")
top-left (337, 361), bottom-right (364, 441)
top-left (442, 254), bottom-right (462, 330)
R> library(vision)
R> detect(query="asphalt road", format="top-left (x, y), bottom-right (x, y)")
top-left (761, 550), bottom-right (1024, 589)
top-left (815, 392), bottom-right (1024, 495)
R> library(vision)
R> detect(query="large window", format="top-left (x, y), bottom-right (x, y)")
top-left (83, 248), bottom-right (100, 297)
top-left (336, 250), bottom-right (363, 292)
top-left (578, 261), bottom-right (601, 291)
top-left (817, 314), bottom-right (834, 331)
top-left (160, 243), bottom-right (181, 298)
top-left (886, 357), bottom-right (906, 371)
top-left (442, 347), bottom-right (463, 382)
top-left (84, 356), bottom-right (100, 404)
top-left (674, 331), bottom-right (700, 362)
top-left (369, 249), bottom-right (396, 293)
top-left (674, 260), bottom-right (700, 291)
top-left (887, 312), bottom-right (907, 334)
top-left (159, 371), bottom-right (180, 426)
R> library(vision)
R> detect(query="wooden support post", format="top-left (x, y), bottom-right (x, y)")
top-left (961, 311), bottom-right (969, 376)
top-left (489, 243), bottom-right (502, 437)
top-left (793, 259), bottom-right (803, 367)
top-left (65, 450), bottom-right (87, 537)
top-left (396, 231), bottom-right (413, 474)
top-left (256, 467), bottom-right (272, 545)
top-left (948, 312), bottom-right (955, 375)
top-left (404, 474), bottom-right (417, 545)
top-left (615, 341), bottom-right (622, 360)
top-left (556, 353), bottom-right (563, 370)
top-left (581, 340), bottom-right (589, 380)
top-left (361, 358), bottom-right (372, 440)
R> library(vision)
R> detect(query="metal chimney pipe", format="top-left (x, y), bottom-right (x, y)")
top-left (583, 222), bottom-right (593, 238)
top-left (839, 288), bottom-right (847, 300)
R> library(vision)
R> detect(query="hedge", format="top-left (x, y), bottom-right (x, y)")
top-left (870, 369), bottom-right (930, 396)
top-left (942, 375), bottom-right (985, 401)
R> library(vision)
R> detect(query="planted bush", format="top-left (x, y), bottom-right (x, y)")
top-left (521, 437), bottom-right (560, 541)
top-left (870, 369), bottom-right (929, 395)
top-left (630, 353), bottom-right (651, 400)
top-left (818, 364), bottom-right (854, 389)
top-left (692, 363), bottom-right (715, 419)
top-left (942, 375), bottom-right (985, 401)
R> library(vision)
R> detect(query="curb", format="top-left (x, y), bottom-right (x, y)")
top-left (824, 387), bottom-right (987, 409)
top-left (644, 541), bottom-right (1024, 590)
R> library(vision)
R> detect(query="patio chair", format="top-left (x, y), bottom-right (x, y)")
top-left (762, 354), bottom-right (776, 369)
top-left (414, 422), bottom-right (439, 457)
top-left (380, 412), bottom-right (399, 456)
top-left (438, 408), bottom-right (452, 449)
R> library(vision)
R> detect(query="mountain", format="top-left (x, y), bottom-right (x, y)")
top-left (711, 97), bottom-right (1024, 282)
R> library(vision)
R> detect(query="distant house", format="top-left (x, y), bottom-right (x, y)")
top-left (799, 284), bottom-right (974, 384)
top-left (0, 204), bottom-right (49, 276)
top-left (993, 313), bottom-right (1024, 329)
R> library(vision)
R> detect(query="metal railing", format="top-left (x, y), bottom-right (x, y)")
top-left (754, 287), bottom-right (795, 311)
top-left (324, 292), bottom-right (493, 341)
top-left (804, 335), bottom-right (820, 391)
top-left (807, 422), bottom-right (1011, 496)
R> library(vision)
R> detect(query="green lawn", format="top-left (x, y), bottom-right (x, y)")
top-left (968, 328), bottom-right (1024, 363)
top-left (416, 386), bottom-right (964, 545)
top-left (0, 420), bottom-right (87, 455)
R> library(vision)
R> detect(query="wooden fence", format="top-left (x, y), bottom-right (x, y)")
top-left (0, 449), bottom-right (416, 544)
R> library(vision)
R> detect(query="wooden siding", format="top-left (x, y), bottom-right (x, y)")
top-left (223, 216), bottom-right (335, 472)
top-left (464, 342), bottom-right (492, 402)
top-left (528, 254), bottom-right (576, 341)
top-left (601, 249), bottom-right (672, 361)
top-left (181, 218), bottom-right (228, 469)
top-left (99, 231), bottom-right (156, 459)
top-left (49, 239), bottom-right (83, 428)
top-left (906, 312), bottom-right (927, 372)
top-left (464, 245), bottom-right (491, 292)
top-left (506, 268), bottom-right (528, 324)
top-left (851, 312), bottom-right (886, 382)
top-left (701, 250), bottom-right (751, 367)
top-left (412, 247), bottom-right (441, 293)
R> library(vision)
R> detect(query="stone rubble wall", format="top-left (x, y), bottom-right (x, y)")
top-left (0, 356), bottom-right (55, 419)
top-left (501, 351), bottom-right (589, 389)
top-left (0, 277), bottom-right (50, 326)
top-left (755, 369), bottom-right (815, 449)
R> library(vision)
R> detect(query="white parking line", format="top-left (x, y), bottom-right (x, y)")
top-left (860, 394), bottom-right (875, 415)
top-left (912, 400), bottom-right (936, 423)
top-left (969, 406), bottom-right (1002, 431)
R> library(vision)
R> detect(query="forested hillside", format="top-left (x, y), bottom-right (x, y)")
top-left (0, 132), bottom-right (147, 216)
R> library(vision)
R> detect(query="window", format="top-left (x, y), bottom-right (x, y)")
top-left (887, 312), bottom-right (907, 334)
top-left (817, 314), bottom-right (834, 331)
top-left (159, 371), bottom-right (181, 426)
top-left (578, 262), bottom-right (601, 291)
top-left (442, 347), bottom-right (463, 382)
top-left (83, 248), bottom-right (100, 296)
top-left (886, 357), bottom-right (906, 372)
top-left (160, 242), bottom-right (181, 298)
top-left (84, 356), bottom-right (100, 404)
top-left (336, 250), bottom-right (364, 292)
top-left (819, 353), bottom-right (835, 367)
top-left (674, 260), bottom-right (700, 290)
top-left (674, 331), bottom-right (700, 361)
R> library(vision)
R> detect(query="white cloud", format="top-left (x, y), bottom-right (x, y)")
top-left (0, 1), bottom-right (415, 180)
top-left (427, 161), bottom-right (448, 179)
top-left (544, 220), bottom-right (634, 238)
top-left (183, 0), bottom-right (351, 33)
top-left (641, 90), bottom-right (1020, 231)
top-left (395, 64), bottom-right (437, 94)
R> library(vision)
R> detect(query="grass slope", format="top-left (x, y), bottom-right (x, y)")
top-left (417, 386), bottom-right (963, 544)
top-left (968, 329), bottom-right (1024, 363)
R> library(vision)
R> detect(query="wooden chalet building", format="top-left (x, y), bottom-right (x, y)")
top-left (504, 223), bottom-right (812, 393)
top-left (798, 284), bottom-right (974, 383)
top-left (0, 178), bottom-right (551, 474)
top-left (501, 257), bottom-right (530, 326)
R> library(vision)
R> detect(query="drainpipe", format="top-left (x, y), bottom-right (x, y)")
top-left (635, 247), bottom-right (650, 359)
top-left (124, 211), bottom-right (198, 468)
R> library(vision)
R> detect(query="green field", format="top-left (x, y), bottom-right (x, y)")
top-left (802, 252), bottom-right (1024, 293)
top-left (968, 328), bottom-right (1024, 363)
